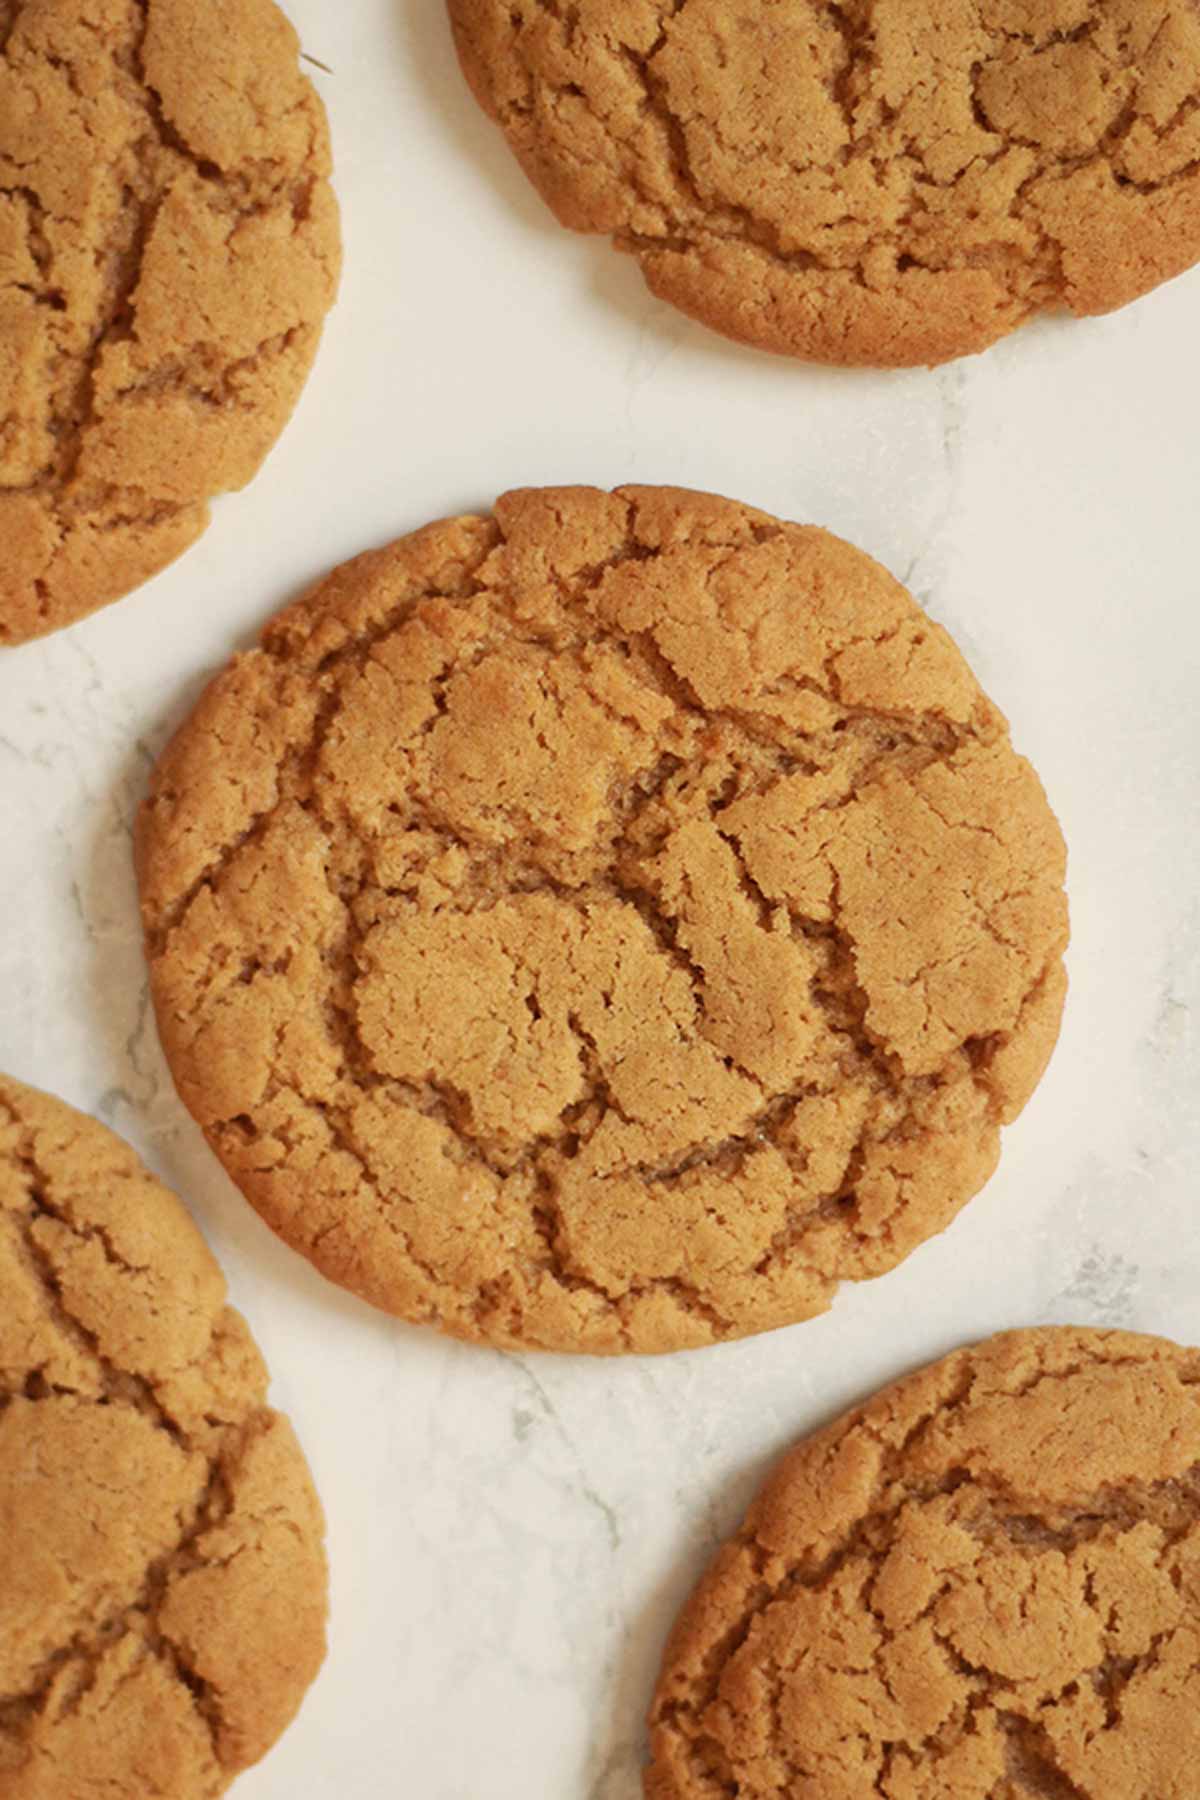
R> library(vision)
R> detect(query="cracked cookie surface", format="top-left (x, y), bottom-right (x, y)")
top-left (448, 0), bottom-right (1200, 366)
top-left (136, 484), bottom-right (1068, 1355)
top-left (0, 0), bottom-right (340, 645)
top-left (646, 1326), bottom-right (1200, 1799)
top-left (0, 1075), bottom-right (327, 1798)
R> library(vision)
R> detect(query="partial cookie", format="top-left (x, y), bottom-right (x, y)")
top-left (0, 1076), bottom-right (327, 1798)
top-left (647, 1325), bottom-right (1200, 1798)
top-left (136, 484), bottom-right (1068, 1355)
top-left (0, 0), bottom-right (340, 644)
top-left (448, 0), bottom-right (1200, 367)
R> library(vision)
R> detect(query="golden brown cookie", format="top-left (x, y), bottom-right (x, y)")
top-left (448, 0), bottom-right (1200, 367)
top-left (647, 1325), bottom-right (1200, 1799)
top-left (136, 484), bottom-right (1068, 1355)
top-left (0, 1075), bottom-right (327, 1798)
top-left (0, 0), bottom-right (340, 645)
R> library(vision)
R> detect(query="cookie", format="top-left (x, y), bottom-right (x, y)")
top-left (647, 1325), bottom-right (1200, 1799)
top-left (0, 1075), bottom-right (327, 1798)
top-left (136, 484), bottom-right (1068, 1355)
top-left (448, 0), bottom-right (1200, 367)
top-left (0, 0), bottom-right (340, 645)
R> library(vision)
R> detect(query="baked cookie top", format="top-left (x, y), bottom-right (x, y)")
top-left (137, 485), bottom-right (1068, 1356)
top-left (0, 0), bottom-right (340, 645)
top-left (448, 0), bottom-right (1200, 366)
top-left (647, 1325), bottom-right (1200, 1799)
top-left (0, 1076), bottom-right (327, 1799)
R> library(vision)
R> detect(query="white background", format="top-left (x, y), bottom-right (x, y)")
top-left (2, 3), bottom-right (1199, 1795)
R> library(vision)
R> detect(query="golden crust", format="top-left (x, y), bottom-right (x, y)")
top-left (0, 1074), bottom-right (327, 1798)
top-left (0, 0), bottom-right (341, 644)
top-left (448, 0), bottom-right (1200, 367)
top-left (137, 484), bottom-right (1068, 1355)
top-left (647, 1325), bottom-right (1200, 1799)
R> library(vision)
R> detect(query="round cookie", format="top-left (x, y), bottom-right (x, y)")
top-left (0, 1075), bottom-right (327, 1798)
top-left (448, 0), bottom-right (1200, 367)
top-left (0, 0), bottom-right (341, 645)
top-left (136, 484), bottom-right (1068, 1355)
top-left (647, 1326), bottom-right (1200, 1799)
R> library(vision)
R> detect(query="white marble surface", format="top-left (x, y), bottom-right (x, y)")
top-left (3, 3), bottom-right (1200, 1795)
